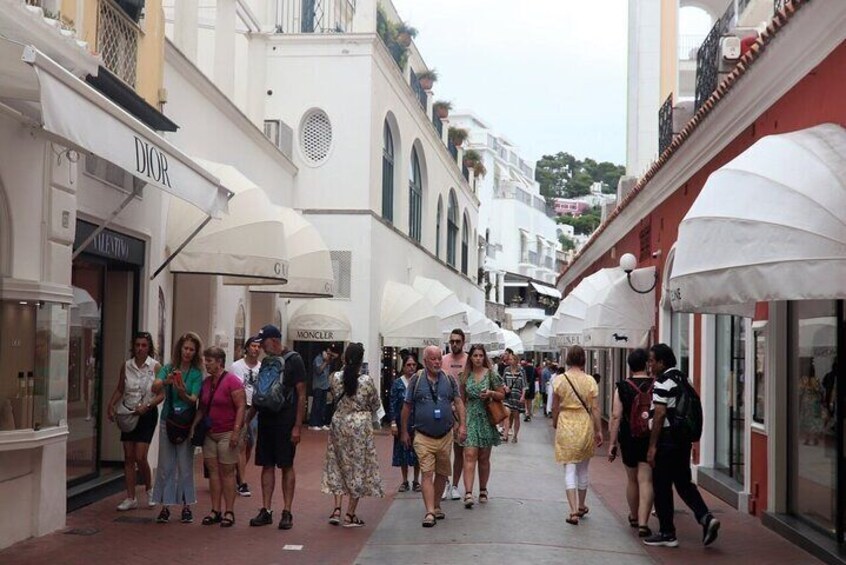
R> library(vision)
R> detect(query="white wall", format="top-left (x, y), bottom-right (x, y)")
top-left (626, 0), bottom-right (661, 178)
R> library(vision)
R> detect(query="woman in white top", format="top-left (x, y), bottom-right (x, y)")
top-left (107, 332), bottom-right (163, 511)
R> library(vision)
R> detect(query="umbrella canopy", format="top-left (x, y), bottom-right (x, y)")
top-left (380, 281), bottom-right (441, 348)
top-left (669, 124), bottom-right (846, 316)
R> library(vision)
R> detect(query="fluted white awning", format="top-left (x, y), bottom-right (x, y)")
top-left (412, 276), bottom-right (469, 339)
top-left (464, 305), bottom-right (490, 347)
top-left (533, 317), bottom-right (557, 353)
top-left (502, 329), bottom-right (524, 355)
top-left (381, 282), bottom-right (441, 348)
top-left (583, 267), bottom-right (655, 348)
top-left (669, 124), bottom-right (846, 317)
top-left (553, 268), bottom-right (619, 347)
top-left (288, 299), bottom-right (351, 342)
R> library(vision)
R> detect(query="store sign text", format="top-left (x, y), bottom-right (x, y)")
top-left (295, 330), bottom-right (336, 341)
top-left (134, 136), bottom-right (172, 188)
top-left (92, 231), bottom-right (130, 262)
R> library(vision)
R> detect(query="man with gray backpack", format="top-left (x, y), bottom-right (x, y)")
top-left (644, 343), bottom-right (719, 549)
top-left (248, 325), bottom-right (306, 531)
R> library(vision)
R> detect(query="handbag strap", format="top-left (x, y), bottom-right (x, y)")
top-left (564, 372), bottom-right (591, 414)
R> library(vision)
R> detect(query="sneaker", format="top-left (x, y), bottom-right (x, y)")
top-left (321, 425), bottom-right (330, 431)
top-left (702, 515), bottom-right (720, 546)
top-left (145, 490), bottom-right (156, 508)
top-left (442, 484), bottom-right (452, 500)
top-left (156, 507), bottom-right (170, 523)
top-left (117, 498), bottom-right (137, 511)
top-left (250, 508), bottom-right (273, 527)
top-left (238, 483), bottom-right (252, 497)
top-left (450, 485), bottom-right (461, 500)
top-left (278, 509), bottom-right (293, 530)
top-left (643, 532), bottom-right (679, 547)
top-left (180, 506), bottom-right (193, 524)
top-left (308, 426), bottom-right (321, 431)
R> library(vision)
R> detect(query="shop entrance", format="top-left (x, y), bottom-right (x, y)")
top-left (715, 314), bottom-right (746, 481)
top-left (68, 221), bottom-right (143, 490)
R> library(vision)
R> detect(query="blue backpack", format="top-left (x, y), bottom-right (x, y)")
top-left (252, 352), bottom-right (297, 412)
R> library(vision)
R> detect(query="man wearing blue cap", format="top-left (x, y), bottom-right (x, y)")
top-left (248, 325), bottom-right (306, 531)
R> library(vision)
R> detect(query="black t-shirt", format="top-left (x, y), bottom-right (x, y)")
top-left (257, 351), bottom-right (306, 427)
top-left (616, 376), bottom-right (653, 440)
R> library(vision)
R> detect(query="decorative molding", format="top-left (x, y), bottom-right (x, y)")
top-left (0, 425), bottom-right (69, 452)
top-left (0, 277), bottom-right (73, 304)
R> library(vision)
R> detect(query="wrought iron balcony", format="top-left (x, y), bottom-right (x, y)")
top-left (97, 0), bottom-right (140, 87)
top-left (432, 111), bottom-right (443, 137)
top-left (276, 0), bottom-right (356, 33)
top-left (410, 71), bottom-right (427, 110)
top-left (462, 160), bottom-right (470, 181)
top-left (448, 139), bottom-right (458, 161)
top-left (694, 0), bottom-right (735, 110)
top-left (659, 93), bottom-right (674, 154)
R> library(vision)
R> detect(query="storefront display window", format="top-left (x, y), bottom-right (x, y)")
top-left (670, 311), bottom-right (690, 376)
top-left (753, 328), bottom-right (766, 425)
top-left (715, 315), bottom-right (745, 479)
top-left (0, 300), bottom-right (68, 432)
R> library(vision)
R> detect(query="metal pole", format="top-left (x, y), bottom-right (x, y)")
top-left (150, 214), bottom-right (213, 280)
top-left (72, 186), bottom-right (140, 260)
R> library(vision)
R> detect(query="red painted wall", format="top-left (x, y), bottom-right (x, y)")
top-left (749, 429), bottom-right (769, 516)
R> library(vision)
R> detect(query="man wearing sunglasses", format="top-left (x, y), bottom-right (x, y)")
top-left (441, 329), bottom-right (468, 501)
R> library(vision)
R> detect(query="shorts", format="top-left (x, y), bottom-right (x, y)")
top-left (620, 436), bottom-right (650, 468)
top-left (525, 391), bottom-right (536, 400)
top-left (203, 431), bottom-right (240, 465)
top-left (413, 431), bottom-right (453, 477)
top-left (255, 415), bottom-right (297, 469)
top-left (120, 406), bottom-right (158, 443)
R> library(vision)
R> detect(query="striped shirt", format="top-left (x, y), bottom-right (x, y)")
top-left (650, 369), bottom-right (682, 429)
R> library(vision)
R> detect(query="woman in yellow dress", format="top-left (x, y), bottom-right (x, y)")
top-left (552, 345), bottom-right (603, 525)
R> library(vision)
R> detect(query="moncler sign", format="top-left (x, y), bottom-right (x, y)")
top-left (295, 330), bottom-right (335, 341)
top-left (134, 136), bottom-right (173, 188)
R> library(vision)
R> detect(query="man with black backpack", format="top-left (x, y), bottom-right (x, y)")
top-left (645, 343), bottom-right (719, 548)
top-left (248, 325), bottom-right (307, 531)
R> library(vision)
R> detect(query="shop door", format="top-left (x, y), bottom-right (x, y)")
top-left (715, 315), bottom-right (745, 480)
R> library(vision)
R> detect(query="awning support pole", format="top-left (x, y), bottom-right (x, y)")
top-left (150, 214), bottom-right (213, 280)
top-left (72, 185), bottom-right (142, 260)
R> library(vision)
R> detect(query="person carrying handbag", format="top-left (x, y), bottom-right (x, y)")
top-left (551, 346), bottom-right (603, 526)
top-left (460, 344), bottom-right (506, 508)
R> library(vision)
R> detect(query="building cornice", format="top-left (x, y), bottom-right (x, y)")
top-left (558, 0), bottom-right (845, 291)
top-left (164, 39), bottom-right (298, 176)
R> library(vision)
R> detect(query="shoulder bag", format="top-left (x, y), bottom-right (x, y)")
top-left (115, 399), bottom-right (139, 433)
top-left (484, 371), bottom-right (510, 426)
top-left (191, 374), bottom-right (224, 447)
top-left (563, 371), bottom-right (591, 414)
top-left (165, 381), bottom-right (196, 445)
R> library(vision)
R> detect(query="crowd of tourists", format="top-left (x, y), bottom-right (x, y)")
top-left (106, 324), bottom-right (720, 548)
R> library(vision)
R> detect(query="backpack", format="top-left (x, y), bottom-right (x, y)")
top-left (666, 369), bottom-right (703, 443)
top-left (252, 351), bottom-right (297, 412)
top-left (625, 378), bottom-right (653, 438)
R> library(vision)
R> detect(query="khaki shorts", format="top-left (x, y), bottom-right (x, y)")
top-left (203, 431), bottom-right (240, 465)
top-left (413, 431), bottom-right (453, 477)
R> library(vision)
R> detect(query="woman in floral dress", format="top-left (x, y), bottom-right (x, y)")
top-left (461, 344), bottom-right (506, 508)
top-left (321, 343), bottom-right (384, 527)
top-left (390, 353), bottom-right (420, 492)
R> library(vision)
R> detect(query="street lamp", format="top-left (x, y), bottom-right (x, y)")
top-left (619, 252), bottom-right (658, 294)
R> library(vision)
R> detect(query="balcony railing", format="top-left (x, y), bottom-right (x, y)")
top-left (659, 93), bottom-right (674, 154)
top-left (774, 0), bottom-right (787, 10)
top-left (409, 71), bottom-right (427, 110)
top-left (276, 0), bottom-right (356, 33)
top-left (678, 34), bottom-right (706, 60)
top-left (694, 0), bottom-right (735, 110)
top-left (461, 161), bottom-right (470, 181)
top-left (97, 0), bottom-right (140, 87)
top-left (432, 111), bottom-right (443, 137)
top-left (448, 139), bottom-right (458, 161)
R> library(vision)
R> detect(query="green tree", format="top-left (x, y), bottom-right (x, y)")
top-left (535, 152), bottom-right (625, 199)
top-left (559, 233), bottom-right (576, 251)
top-left (556, 208), bottom-right (601, 235)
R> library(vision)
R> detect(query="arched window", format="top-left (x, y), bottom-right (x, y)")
top-left (381, 122), bottom-right (394, 222)
top-left (435, 195), bottom-right (443, 259)
top-left (447, 190), bottom-right (458, 267)
top-left (408, 148), bottom-right (423, 242)
top-left (461, 213), bottom-right (469, 275)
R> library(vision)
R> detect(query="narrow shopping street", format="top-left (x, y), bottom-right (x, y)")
top-left (1, 420), bottom-right (820, 564)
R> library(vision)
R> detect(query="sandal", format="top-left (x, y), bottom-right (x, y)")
top-left (566, 513), bottom-right (580, 526)
top-left (577, 506), bottom-right (589, 517)
top-left (343, 513), bottom-right (365, 528)
top-left (202, 511), bottom-right (222, 526)
top-left (478, 489), bottom-right (489, 504)
top-left (638, 525), bottom-right (653, 538)
top-left (433, 508), bottom-right (445, 520)
top-left (220, 511), bottom-right (235, 528)
top-left (329, 507), bottom-right (342, 526)
top-left (628, 515), bottom-right (638, 528)
top-left (422, 512), bottom-right (437, 528)
top-left (463, 493), bottom-right (474, 509)
top-left (398, 481), bottom-right (410, 493)
top-left (412, 481), bottom-right (422, 492)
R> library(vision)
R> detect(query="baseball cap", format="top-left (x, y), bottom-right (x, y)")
top-left (257, 324), bottom-right (282, 341)
top-left (245, 335), bottom-right (261, 347)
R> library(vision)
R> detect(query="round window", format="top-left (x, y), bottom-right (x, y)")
top-left (300, 109), bottom-right (333, 165)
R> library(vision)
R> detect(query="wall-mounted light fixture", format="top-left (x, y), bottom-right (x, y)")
top-left (619, 252), bottom-right (658, 294)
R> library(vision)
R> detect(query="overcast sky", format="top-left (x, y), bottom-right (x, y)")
top-left (392, 0), bottom-right (629, 166)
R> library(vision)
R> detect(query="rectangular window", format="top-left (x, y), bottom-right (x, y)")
top-left (714, 314), bottom-right (745, 479)
top-left (330, 251), bottom-right (352, 299)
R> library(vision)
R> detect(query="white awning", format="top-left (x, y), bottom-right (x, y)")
top-left (240, 207), bottom-right (334, 297)
top-left (412, 276), bottom-right (469, 338)
top-left (381, 281), bottom-right (441, 348)
top-left (464, 305), bottom-right (491, 347)
top-left (166, 160), bottom-right (288, 283)
top-left (288, 298), bottom-right (351, 342)
top-left (583, 267), bottom-right (655, 348)
top-left (669, 124), bottom-right (846, 317)
top-left (0, 39), bottom-right (230, 217)
top-left (531, 281), bottom-right (562, 299)
top-left (553, 268), bottom-right (619, 347)
top-left (534, 317), bottom-right (557, 353)
top-left (503, 328), bottom-right (525, 355)
top-left (489, 321), bottom-right (506, 351)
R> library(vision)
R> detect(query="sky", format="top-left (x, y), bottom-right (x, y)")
top-left (392, 0), bottom-right (629, 166)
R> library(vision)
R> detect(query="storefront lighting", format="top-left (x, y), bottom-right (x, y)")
top-left (19, 301), bottom-right (28, 305)
top-left (619, 252), bottom-right (658, 295)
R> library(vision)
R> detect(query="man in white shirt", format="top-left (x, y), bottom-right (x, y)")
top-left (228, 336), bottom-right (262, 497)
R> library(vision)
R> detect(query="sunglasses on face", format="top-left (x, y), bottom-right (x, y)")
top-left (449, 339), bottom-right (463, 344)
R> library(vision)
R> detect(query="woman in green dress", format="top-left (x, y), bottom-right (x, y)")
top-left (461, 344), bottom-right (506, 509)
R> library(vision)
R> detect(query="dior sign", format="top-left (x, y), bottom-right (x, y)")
top-left (134, 136), bottom-right (172, 188)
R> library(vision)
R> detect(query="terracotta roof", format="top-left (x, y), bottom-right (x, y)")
top-left (557, 0), bottom-right (809, 286)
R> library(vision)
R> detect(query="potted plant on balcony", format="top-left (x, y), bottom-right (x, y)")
top-left (472, 161), bottom-right (487, 178)
top-left (448, 127), bottom-right (469, 147)
top-left (396, 22), bottom-right (418, 47)
top-left (417, 69), bottom-right (438, 91)
top-left (433, 100), bottom-right (452, 119)
top-left (463, 148), bottom-right (483, 169)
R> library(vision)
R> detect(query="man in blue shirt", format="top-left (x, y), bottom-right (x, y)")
top-left (309, 344), bottom-right (340, 430)
top-left (401, 345), bottom-right (466, 528)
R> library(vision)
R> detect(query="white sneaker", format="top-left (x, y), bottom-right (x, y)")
top-left (308, 426), bottom-right (321, 431)
top-left (450, 485), bottom-right (461, 500)
top-left (442, 484), bottom-right (452, 500)
top-left (117, 498), bottom-right (137, 511)
top-left (321, 425), bottom-right (330, 431)
top-left (145, 490), bottom-right (156, 508)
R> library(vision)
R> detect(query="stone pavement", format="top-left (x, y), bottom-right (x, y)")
top-left (0, 418), bottom-right (824, 564)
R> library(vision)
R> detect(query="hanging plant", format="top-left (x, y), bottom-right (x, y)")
top-left (448, 127), bottom-right (469, 147)
top-left (416, 69), bottom-right (438, 91)
top-left (396, 23), bottom-right (418, 47)
top-left (433, 100), bottom-right (452, 119)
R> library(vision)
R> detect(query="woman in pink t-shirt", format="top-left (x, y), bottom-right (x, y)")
top-left (195, 346), bottom-right (246, 527)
